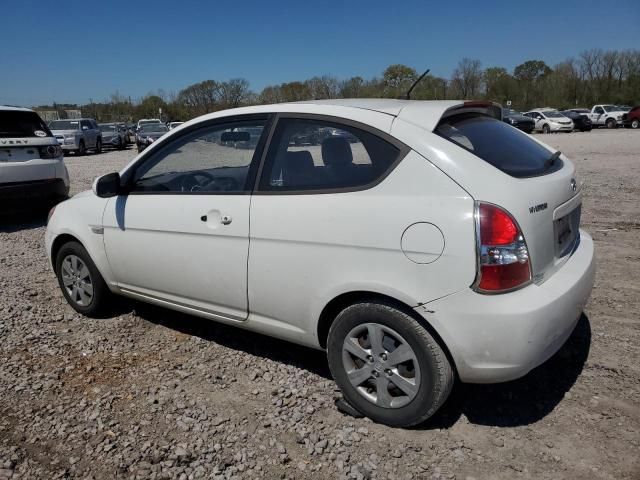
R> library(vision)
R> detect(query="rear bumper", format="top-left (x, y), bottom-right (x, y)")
top-left (418, 229), bottom-right (595, 383)
top-left (0, 178), bottom-right (69, 202)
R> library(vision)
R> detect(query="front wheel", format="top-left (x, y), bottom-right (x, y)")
top-left (55, 241), bottom-right (112, 317)
top-left (77, 141), bottom-right (86, 156)
top-left (542, 124), bottom-right (551, 134)
top-left (94, 138), bottom-right (102, 154)
top-left (327, 301), bottom-right (454, 427)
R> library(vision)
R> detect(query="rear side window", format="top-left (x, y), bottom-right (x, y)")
top-left (259, 118), bottom-right (401, 192)
top-left (436, 114), bottom-right (562, 178)
top-left (0, 110), bottom-right (52, 138)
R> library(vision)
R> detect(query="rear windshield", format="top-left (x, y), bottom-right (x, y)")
top-left (0, 110), bottom-right (52, 138)
top-left (436, 114), bottom-right (563, 178)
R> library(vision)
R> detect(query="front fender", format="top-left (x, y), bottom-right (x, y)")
top-left (45, 192), bottom-right (116, 289)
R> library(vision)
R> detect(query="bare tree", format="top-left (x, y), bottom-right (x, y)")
top-left (450, 58), bottom-right (483, 99)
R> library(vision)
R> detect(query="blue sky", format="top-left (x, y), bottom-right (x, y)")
top-left (2, 0), bottom-right (638, 106)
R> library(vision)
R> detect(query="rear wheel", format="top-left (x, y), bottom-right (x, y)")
top-left (631, 119), bottom-right (639, 129)
top-left (542, 124), bottom-right (550, 134)
top-left (55, 241), bottom-right (111, 317)
top-left (605, 118), bottom-right (617, 129)
top-left (327, 301), bottom-right (454, 427)
top-left (94, 138), bottom-right (102, 154)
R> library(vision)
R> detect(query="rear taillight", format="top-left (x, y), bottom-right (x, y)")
top-left (39, 145), bottom-right (63, 159)
top-left (474, 202), bottom-right (532, 293)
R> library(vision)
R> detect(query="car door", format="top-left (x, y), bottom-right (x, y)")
top-left (592, 106), bottom-right (604, 125)
top-left (102, 116), bottom-right (270, 321)
top-left (80, 120), bottom-right (95, 147)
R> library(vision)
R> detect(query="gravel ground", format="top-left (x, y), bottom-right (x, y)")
top-left (1, 130), bottom-right (639, 480)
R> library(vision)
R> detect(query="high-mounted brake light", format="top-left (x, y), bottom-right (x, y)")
top-left (474, 202), bottom-right (532, 293)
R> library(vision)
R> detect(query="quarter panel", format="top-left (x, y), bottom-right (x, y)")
top-left (247, 151), bottom-right (476, 344)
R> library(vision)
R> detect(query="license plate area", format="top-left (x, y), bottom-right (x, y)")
top-left (554, 204), bottom-right (581, 257)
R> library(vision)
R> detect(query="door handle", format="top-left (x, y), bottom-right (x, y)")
top-left (221, 215), bottom-right (232, 225)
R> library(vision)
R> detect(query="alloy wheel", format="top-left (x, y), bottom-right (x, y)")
top-left (60, 254), bottom-right (94, 306)
top-left (342, 323), bottom-right (421, 409)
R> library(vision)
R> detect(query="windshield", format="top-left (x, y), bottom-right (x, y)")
top-left (436, 114), bottom-right (563, 178)
top-left (543, 111), bottom-right (565, 119)
top-left (49, 120), bottom-right (80, 130)
top-left (0, 110), bottom-right (52, 138)
top-left (99, 124), bottom-right (116, 132)
top-left (140, 124), bottom-right (168, 133)
top-left (139, 120), bottom-right (160, 126)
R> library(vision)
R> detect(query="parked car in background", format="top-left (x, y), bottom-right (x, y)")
top-left (523, 109), bottom-right (574, 133)
top-left (0, 106), bottom-right (69, 206)
top-left (560, 110), bottom-right (592, 132)
top-left (136, 123), bottom-right (169, 152)
top-left (46, 99), bottom-right (595, 427)
top-left (137, 118), bottom-right (162, 130)
top-left (49, 118), bottom-right (102, 155)
top-left (501, 108), bottom-right (535, 133)
top-left (125, 124), bottom-right (136, 144)
top-left (568, 108), bottom-right (591, 115)
top-left (98, 123), bottom-right (127, 150)
top-left (168, 121), bottom-right (184, 130)
top-left (621, 106), bottom-right (640, 129)
top-left (588, 105), bottom-right (626, 128)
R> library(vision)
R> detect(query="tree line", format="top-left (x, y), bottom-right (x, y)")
top-left (38, 48), bottom-right (640, 122)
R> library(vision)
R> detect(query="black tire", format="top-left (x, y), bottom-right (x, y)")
top-left (327, 301), bottom-right (454, 427)
top-left (117, 137), bottom-right (124, 150)
top-left (55, 241), bottom-right (111, 317)
top-left (94, 138), bottom-right (102, 154)
top-left (605, 118), bottom-right (617, 129)
top-left (631, 119), bottom-right (640, 129)
top-left (542, 124), bottom-right (550, 134)
top-left (77, 141), bottom-right (86, 156)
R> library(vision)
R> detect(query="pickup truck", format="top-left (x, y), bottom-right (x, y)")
top-left (588, 105), bottom-right (627, 129)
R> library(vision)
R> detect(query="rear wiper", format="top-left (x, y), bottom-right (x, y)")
top-left (545, 150), bottom-right (561, 169)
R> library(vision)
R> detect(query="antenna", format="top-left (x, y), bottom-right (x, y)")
top-left (404, 69), bottom-right (430, 100)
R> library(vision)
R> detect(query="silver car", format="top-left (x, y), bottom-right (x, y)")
top-left (49, 118), bottom-right (102, 155)
top-left (98, 123), bottom-right (127, 150)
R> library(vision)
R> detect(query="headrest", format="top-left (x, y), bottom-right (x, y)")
top-left (321, 137), bottom-right (353, 167)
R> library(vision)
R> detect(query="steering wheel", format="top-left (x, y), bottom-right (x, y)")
top-left (179, 171), bottom-right (216, 192)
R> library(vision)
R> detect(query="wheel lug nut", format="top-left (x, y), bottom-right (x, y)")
top-left (367, 355), bottom-right (374, 363)
top-left (380, 353), bottom-right (387, 361)
top-left (372, 371), bottom-right (379, 377)
top-left (385, 369), bottom-right (392, 376)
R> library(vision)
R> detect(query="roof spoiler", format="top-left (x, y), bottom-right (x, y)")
top-left (440, 101), bottom-right (502, 124)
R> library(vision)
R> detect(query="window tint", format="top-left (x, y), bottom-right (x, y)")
top-left (594, 107), bottom-right (604, 114)
top-left (0, 110), bottom-right (52, 138)
top-left (436, 114), bottom-right (562, 178)
top-left (131, 120), bottom-right (266, 193)
top-left (81, 120), bottom-right (91, 130)
top-left (259, 119), bottom-right (400, 192)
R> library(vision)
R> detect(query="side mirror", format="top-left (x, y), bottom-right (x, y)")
top-left (92, 172), bottom-right (122, 198)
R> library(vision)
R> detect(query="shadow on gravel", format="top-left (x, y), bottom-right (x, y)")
top-left (421, 313), bottom-right (592, 429)
top-left (0, 209), bottom-right (48, 233)
top-left (127, 301), bottom-right (590, 429)
top-left (132, 302), bottom-right (333, 380)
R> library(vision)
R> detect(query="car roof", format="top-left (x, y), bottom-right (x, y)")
top-left (184, 99), bottom-right (473, 133)
top-left (0, 105), bottom-right (35, 112)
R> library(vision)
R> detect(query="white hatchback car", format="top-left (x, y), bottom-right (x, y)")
top-left (46, 100), bottom-right (595, 427)
top-left (524, 108), bottom-right (574, 133)
top-left (1, 106), bottom-right (69, 205)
